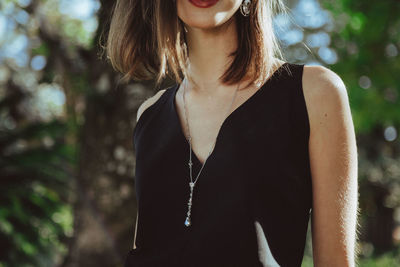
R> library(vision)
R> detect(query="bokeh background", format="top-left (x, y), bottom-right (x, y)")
top-left (0, 0), bottom-right (399, 266)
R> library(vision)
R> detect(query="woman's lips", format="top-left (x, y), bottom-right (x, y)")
top-left (188, 0), bottom-right (219, 8)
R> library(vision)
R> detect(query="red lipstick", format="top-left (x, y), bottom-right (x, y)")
top-left (189, 0), bottom-right (219, 8)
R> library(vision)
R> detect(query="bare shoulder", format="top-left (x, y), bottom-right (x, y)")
top-left (302, 65), bottom-right (351, 131)
top-left (136, 89), bottom-right (168, 122)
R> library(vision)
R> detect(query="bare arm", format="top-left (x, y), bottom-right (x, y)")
top-left (302, 65), bottom-right (360, 266)
top-left (132, 88), bottom-right (167, 249)
top-left (133, 210), bottom-right (139, 249)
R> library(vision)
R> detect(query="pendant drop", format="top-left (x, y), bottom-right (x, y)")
top-left (185, 217), bottom-right (191, 227)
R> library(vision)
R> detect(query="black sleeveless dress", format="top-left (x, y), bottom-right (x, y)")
top-left (124, 62), bottom-right (312, 267)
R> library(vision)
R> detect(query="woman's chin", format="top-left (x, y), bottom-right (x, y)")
top-left (177, 0), bottom-right (240, 30)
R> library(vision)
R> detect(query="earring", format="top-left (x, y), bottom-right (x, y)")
top-left (240, 0), bottom-right (251, 17)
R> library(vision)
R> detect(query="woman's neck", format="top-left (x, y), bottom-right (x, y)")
top-left (184, 16), bottom-right (240, 93)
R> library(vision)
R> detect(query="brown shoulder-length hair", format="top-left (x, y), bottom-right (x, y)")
top-left (105, 0), bottom-right (288, 88)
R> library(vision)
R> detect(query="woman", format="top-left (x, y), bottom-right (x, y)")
top-left (106, 0), bottom-right (359, 266)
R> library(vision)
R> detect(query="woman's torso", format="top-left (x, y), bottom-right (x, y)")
top-left (125, 62), bottom-right (312, 267)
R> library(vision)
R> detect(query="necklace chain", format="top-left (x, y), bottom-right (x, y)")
top-left (182, 78), bottom-right (241, 227)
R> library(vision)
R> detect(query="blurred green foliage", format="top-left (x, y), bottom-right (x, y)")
top-left (0, 120), bottom-right (75, 266)
top-left (321, 0), bottom-right (400, 134)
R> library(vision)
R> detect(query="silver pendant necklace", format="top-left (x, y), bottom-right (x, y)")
top-left (182, 78), bottom-right (241, 227)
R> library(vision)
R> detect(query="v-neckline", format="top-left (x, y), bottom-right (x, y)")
top-left (172, 62), bottom-right (289, 165)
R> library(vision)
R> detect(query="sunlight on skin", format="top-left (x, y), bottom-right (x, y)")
top-left (303, 65), bottom-right (359, 266)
